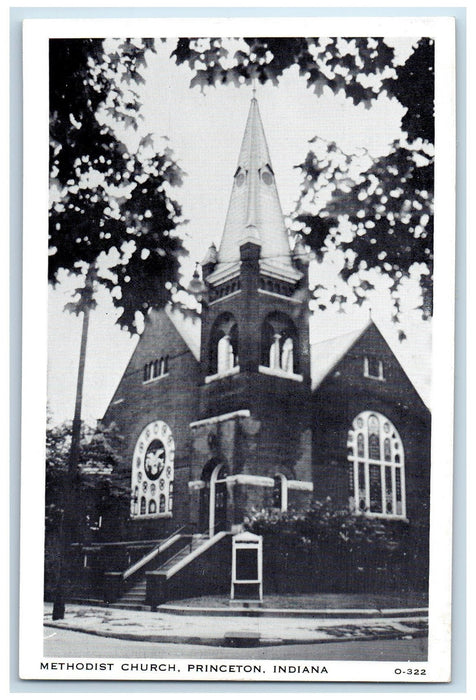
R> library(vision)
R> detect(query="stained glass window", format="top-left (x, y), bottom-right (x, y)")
top-left (357, 433), bottom-right (365, 457)
top-left (131, 421), bottom-right (175, 518)
top-left (347, 411), bottom-right (405, 519)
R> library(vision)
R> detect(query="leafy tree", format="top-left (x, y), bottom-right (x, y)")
top-left (45, 419), bottom-right (128, 597)
top-left (49, 38), bottom-right (186, 331)
top-left (48, 38), bottom-right (187, 617)
top-left (172, 37), bottom-right (434, 322)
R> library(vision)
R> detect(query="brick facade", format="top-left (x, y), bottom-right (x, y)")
top-left (101, 309), bottom-right (201, 540)
top-left (90, 95), bottom-right (431, 598)
top-left (312, 324), bottom-right (431, 536)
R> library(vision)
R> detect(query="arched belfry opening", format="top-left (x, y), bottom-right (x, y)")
top-left (261, 311), bottom-right (298, 374)
top-left (208, 313), bottom-right (239, 376)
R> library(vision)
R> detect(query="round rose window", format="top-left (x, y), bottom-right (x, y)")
top-left (144, 439), bottom-right (166, 480)
top-left (130, 421), bottom-right (175, 518)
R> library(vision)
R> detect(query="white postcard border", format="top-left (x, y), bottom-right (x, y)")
top-left (20, 14), bottom-right (456, 683)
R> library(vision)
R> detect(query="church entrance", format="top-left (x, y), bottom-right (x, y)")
top-left (199, 461), bottom-right (228, 536)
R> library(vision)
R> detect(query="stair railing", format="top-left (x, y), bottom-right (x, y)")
top-left (191, 526), bottom-right (212, 550)
top-left (122, 525), bottom-right (187, 581)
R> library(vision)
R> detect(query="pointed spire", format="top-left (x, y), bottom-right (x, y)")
top-left (211, 96), bottom-right (300, 282)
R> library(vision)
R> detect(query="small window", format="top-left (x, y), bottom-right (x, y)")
top-left (236, 169), bottom-right (246, 187)
top-left (261, 170), bottom-right (273, 186)
top-left (168, 481), bottom-right (174, 513)
top-left (143, 356), bottom-right (169, 383)
top-left (364, 356), bottom-right (384, 380)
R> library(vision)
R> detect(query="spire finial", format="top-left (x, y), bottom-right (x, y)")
top-left (368, 306), bottom-right (373, 321)
top-left (251, 77), bottom-right (257, 99)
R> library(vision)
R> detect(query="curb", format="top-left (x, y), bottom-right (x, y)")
top-left (158, 605), bottom-right (428, 619)
top-left (44, 622), bottom-right (428, 648)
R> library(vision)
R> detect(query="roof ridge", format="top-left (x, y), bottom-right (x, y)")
top-left (165, 305), bottom-right (201, 361)
top-left (311, 321), bottom-right (371, 347)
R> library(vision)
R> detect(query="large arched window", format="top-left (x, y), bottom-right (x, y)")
top-left (260, 312), bottom-right (298, 375)
top-left (209, 313), bottom-right (239, 376)
top-left (130, 420), bottom-right (175, 519)
top-left (347, 411), bottom-right (405, 518)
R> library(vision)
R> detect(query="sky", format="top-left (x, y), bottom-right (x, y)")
top-left (47, 37), bottom-right (432, 425)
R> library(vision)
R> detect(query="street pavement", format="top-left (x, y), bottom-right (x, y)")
top-left (44, 602), bottom-right (428, 649)
top-left (43, 627), bottom-right (428, 661)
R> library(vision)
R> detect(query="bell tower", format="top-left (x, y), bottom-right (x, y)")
top-left (191, 96), bottom-right (313, 526)
top-left (200, 96), bottom-right (310, 386)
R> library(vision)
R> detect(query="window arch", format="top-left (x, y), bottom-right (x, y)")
top-left (347, 411), bottom-right (405, 518)
top-left (261, 312), bottom-right (298, 374)
top-left (209, 313), bottom-right (239, 375)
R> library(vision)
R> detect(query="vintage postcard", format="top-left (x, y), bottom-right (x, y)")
top-left (20, 14), bottom-right (455, 683)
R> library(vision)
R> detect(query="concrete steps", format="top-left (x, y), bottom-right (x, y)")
top-left (114, 535), bottom-right (208, 607)
top-left (154, 536), bottom-right (208, 575)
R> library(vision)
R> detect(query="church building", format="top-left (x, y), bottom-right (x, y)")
top-left (75, 96), bottom-right (431, 607)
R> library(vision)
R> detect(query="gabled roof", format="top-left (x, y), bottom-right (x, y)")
top-left (165, 305), bottom-right (201, 361)
top-left (213, 97), bottom-right (299, 281)
top-left (311, 320), bottom-right (429, 408)
top-left (310, 322), bottom-right (371, 391)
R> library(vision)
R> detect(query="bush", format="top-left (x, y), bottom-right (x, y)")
top-left (245, 499), bottom-right (429, 593)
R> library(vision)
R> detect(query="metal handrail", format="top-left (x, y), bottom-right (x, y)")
top-left (190, 527), bottom-right (210, 551)
top-left (122, 525), bottom-right (187, 581)
top-left (71, 539), bottom-right (164, 548)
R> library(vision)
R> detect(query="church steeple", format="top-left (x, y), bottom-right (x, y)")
top-left (200, 93), bottom-right (310, 390)
top-left (208, 96), bottom-right (301, 283)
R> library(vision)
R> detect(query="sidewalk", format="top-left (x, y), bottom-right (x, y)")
top-left (44, 598), bottom-right (428, 647)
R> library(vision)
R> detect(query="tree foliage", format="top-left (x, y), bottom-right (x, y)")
top-left (45, 419), bottom-right (128, 534)
top-left (172, 37), bottom-right (434, 320)
top-left (49, 39), bottom-right (187, 332)
top-left (172, 37), bottom-right (395, 104)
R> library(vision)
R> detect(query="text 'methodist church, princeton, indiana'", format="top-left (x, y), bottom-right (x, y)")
top-left (75, 97), bottom-right (431, 607)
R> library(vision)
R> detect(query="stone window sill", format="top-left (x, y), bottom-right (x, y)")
top-left (258, 365), bottom-right (303, 382)
top-left (205, 365), bottom-right (240, 383)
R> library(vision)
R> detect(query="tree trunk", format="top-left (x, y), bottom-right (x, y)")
top-left (52, 298), bottom-right (91, 619)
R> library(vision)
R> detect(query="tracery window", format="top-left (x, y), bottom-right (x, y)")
top-left (347, 411), bottom-right (405, 518)
top-left (130, 420), bottom-right (175, 518)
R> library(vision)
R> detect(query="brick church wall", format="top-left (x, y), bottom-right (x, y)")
top-left (312, 325), bottom-right (431, 558)
top-left (101, 309), bottom-right (201, 540)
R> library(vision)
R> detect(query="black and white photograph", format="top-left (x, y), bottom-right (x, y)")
top-left (19, 14), bottom-right (456, 683)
